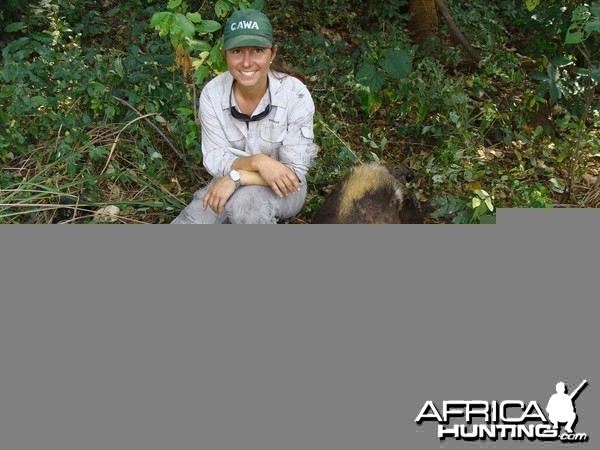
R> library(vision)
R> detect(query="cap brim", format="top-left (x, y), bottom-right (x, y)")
top-left (223, 35), bottom-right (273, 51)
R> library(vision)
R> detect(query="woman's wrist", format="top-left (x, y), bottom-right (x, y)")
top-left (248, 154), bottom-right (268, 172)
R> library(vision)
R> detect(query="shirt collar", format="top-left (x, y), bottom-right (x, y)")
top-left (220, 71), bottom-right (286, 111)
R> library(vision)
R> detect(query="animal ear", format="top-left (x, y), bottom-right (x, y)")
top-left (403, 169), bottom-right (415, 183)
top-left (386, 165), bottom-right (415, 183)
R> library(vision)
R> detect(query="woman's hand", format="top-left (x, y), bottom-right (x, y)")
top-left (254, 155), bottom-right (301, 198)
top-left (202, 176), bottom-right (237, 215)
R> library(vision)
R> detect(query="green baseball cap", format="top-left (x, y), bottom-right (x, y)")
top-left (223, 9), bottom-right (273, 51)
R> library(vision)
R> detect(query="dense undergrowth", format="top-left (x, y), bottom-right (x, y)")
top-left (1, 0), bottom-right (598, 223)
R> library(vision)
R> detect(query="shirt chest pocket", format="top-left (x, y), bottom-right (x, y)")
top-left (259, 125), bottom-right (287, 155)
top-left (223, 126), bottom-right (245, 151)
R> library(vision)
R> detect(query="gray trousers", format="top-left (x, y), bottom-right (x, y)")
top-left (171, 180), bottom-right (307, 224)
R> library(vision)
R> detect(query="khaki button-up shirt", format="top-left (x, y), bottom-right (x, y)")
top-left (199, 71), bottom-right (318, 180)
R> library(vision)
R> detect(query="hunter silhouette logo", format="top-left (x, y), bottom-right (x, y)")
top-left (547, 379), bottom-right (587, 434)
top-left (415, 379), bottom-right (589, 443)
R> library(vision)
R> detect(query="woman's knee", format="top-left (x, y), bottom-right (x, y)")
top-left (225, 187), bottom-right (277, 224)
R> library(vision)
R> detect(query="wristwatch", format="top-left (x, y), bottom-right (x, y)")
top-left (229, 170), bottom-right (241, 189)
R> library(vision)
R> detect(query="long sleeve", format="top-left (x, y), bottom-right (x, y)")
top-left (199, 83), bottom-right (249, 178)
top-left (276, 82), bottom-right (318, 179)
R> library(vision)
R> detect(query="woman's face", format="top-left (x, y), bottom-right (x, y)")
top-left (226, 46), bottom-right (276, 90)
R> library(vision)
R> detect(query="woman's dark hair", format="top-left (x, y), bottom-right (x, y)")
top-left (270, 51), bottom-right (306, 84)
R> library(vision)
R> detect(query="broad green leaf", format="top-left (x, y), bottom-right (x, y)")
top-left (356, 64), bottom-right (385, 92)
top-left (475, 189), bottom-right (489, 199)
top-left (113, 58), bottom-right (124, 78)
top-left (565, 29), bottom-right (583, 44)
top-left (209, 40), bottom-right (226, 72)
top-left (4, 22), bottom-right (26, 33)
top-left (167, 0), bottom-right (183, 10)
top-left (173, 13), bottom-right (196, 38)
top-left (29, 96), bottom-right (47, 108)
top-left (514, 149), bottom-right (522, 161)
top-left (215, 0), bottom-right (230, 18)
top-left (417, 103), bottom-right (429, 124)
top-left (87, 81), bottom-right (105, 97)
top-left (185, 38), bottom-right (211, 52)
top-left (535, 80), bottom-right (550, 98)
top-left (380, 48), bottom-right (412, 79)
top-left (449, 111), bottom-right (460, 125)
top-left (525, 0), bottom-right (540, 11)
top-left (359, 90), bottom-right (382, 114)
top-left (586, 19), bottom-right (600, 33)
top-left (366, 152), bottom-right (380, 162)
top-left (177, 107), bottom-right (194, 116)
top-left (194, 65), bottom-right (210, 85)
top-left (368, 72), bottom-right (385, 93)
top-left (550, 55), bottom-right (573, 67)
top-left (566, 6), bottom-right (592, 43)
top-left (196, 20), bottom-right (221, 34)
top-left (186, 130), bottom-right (198, 147)
top-left (356, 63), bottom-right (376, 82)
top-left (572, 5), bottom-right (591, 23)
top-left (251, 0), bottom-right (266, 11)
top-left (150, 12), bottom-right (173, 36)
top-left (186, 12), bottom-right (203, 23)
top-left (484, 197), bottom-right (494, 212)
top-left (2, 62), bottom-right (19, 82)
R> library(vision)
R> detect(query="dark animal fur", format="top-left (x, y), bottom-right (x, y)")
top-left (311, 163), bottom-right (423, 224)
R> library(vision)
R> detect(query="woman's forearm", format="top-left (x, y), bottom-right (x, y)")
top-left (230, 153), bottom-right (268, 173)
top-left (229, 155), bottom-right (269, 186)
top-left (239, 170), bottom-right (269, 187)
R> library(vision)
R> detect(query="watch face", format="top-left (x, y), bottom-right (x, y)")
top-left (230, 170), bottom-right (240, 181)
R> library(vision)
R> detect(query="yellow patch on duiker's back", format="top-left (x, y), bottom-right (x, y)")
top-left (337, 163), bottom-right (402, 220)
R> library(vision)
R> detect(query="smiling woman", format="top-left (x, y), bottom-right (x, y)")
top-left (171, 9), bottom-right (318, 224)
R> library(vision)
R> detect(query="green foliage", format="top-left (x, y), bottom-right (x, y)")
top-left (430, 194), bottom-right (496, 224)
top-left (355, 47), bottom-right (414, 114)
top-left (565, 3), bottom-right (600, 44)
top-left (523, 0), bottom-right (599, 198)
top-left (0, 0), bottom-right (199, 223)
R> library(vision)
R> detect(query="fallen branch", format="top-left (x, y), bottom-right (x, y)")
top-left (434, 0), bottom-right (481, 63)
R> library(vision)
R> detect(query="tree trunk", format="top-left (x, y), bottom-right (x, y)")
top-left (408, 0), bottom-right (439, 44)
top-left (408, 0), bottom-right (482, 63)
